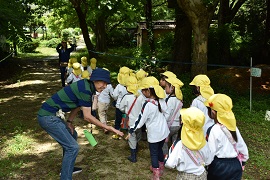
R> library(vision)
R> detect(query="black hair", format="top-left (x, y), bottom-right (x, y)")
top-left (149, 88), bottom-right (162, 112)
top-left (191, 85), bottom-right (200, 95)
top-left (160, 75), bottom-right (167, 81)
top-left (207, 107), bottom-right (238, 142)
top-left (230, 131), bottom-right (238, 142)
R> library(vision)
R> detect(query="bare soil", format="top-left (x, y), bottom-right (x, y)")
top-left (0, 55), bottom-right (269, 179)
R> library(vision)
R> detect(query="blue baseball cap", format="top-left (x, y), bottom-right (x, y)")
top-left (90, 68), bottom-right (111, 83)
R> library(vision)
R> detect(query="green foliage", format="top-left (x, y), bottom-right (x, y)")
top-left (61, 29), bottom-right (72, 41)
top-left (155, 32), bottom-right (174, 60)
top-left (107, 29), bottom-right (136, 48)
top-left (41, 38), bottom-right (61, 48)
top-left (74, 28), bottom-right (81, 35)
top-left (19, 41), bottom-right (39, 53)
top-left (0, 0), bottom-right (30, 43)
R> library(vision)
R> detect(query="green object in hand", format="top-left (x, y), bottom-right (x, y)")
top-left (83, 130), bottom-right (97, 147)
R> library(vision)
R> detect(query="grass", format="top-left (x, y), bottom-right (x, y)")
top-left (0, 43), bottom-right (269, 179)
top-left (18, 46), bottom-right (57, 59)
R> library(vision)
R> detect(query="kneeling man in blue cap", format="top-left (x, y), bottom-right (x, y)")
top-left (37, 68), bottom-right (124, 180)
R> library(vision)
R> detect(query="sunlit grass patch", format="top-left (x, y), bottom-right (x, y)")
top-left (2, 132), bottom-right (34, 157)
top-left (18, 46), bottom-right (57, 58)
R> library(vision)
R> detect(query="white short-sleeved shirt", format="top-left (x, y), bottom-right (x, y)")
top-left (66, 73), bottom-right (81, 84)
top-left (129, 98), bottom-right (170, 143)
top-left (164, 96), bottom-right (182, 127)
top-left (112, 84), bottom-right (128, 108)
top-left (119, 93), bottom-right (142, 126)
top-left (208, 124), bottom-right (249, 161)
top-left (80, 65), bottom-right (93, 75)
top-left (190, 95), bottom-right (214, 136)
top-left (165, 140), bottom-right (213, 175)
top-left (98, 84), bottom-right (114, 104)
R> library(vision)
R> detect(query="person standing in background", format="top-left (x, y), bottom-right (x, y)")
top-left (56, 40), bottom-right (75, 87)
top-left (72, 37), bottom-right (77, 51)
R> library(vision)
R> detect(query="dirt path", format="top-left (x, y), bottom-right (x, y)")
top-left (0, 42), bottom-right (178, 179)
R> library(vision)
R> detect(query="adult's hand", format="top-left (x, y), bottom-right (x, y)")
top-left (67, 122), bottom-right (75, 135)
top-left (107, 126), bottom-right (124, 136)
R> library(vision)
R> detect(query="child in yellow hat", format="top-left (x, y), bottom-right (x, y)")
top-left (165, 107), bottom-right (213, 179)
top-left (119, 76), bottom-right (140, 162)
top-left (97, 69), bottom-right (114, 133)
top-left (127, 76), bottom-right (169, 179)
top-left (162, 76), bottom-right (184, 159)
top-left (189, 74), bottom-right (215, 137)
top-left (66, 58), bottom-right (78, 78)
top-left (204, 94), bottom-right (249, 180)
top-left (66, 62), bottom-right (82, 85)
top-left (81, 56), bottom-right (94, 76)
top-left (135, 69), bottom-right (149, 141)
top-left (90, 58), bottom-right (97, 70)
top-left (111, 66), bottom-right (130, 139)
top-left (159, 71), bottom-right (177, 88)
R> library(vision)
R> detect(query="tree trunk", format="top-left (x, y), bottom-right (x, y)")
top-left (262, 0), bottom-right (270, 64)
top-left (177, 0), bottom-right (219, 77)
top-left (218, 0), bottom-right (231, 65)
top-left (72, 2), bottom-right (95, 58)
top-left (95, 15), bottom-right (107, 52)
top-left (145, 0), bottom-right (155, 56)
top-left (172, 5), bottom-right (192, 73)
top-left (191, 19), bottom-right (209, 76)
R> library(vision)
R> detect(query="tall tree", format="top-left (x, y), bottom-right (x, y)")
top-left (168, 0), bottom-right (192, 73)
top-left (0, 0), bottom-right (31, 55)
top-left (69, 0), bottom-right (95, 57)
top-left (218, 0), bottom-right (246, 65)
top-left (262, 0), bottom-right (270, 63)
top-left (177, 0), bottom-right (219, 76)
top-left (145, 0), bottom-right (155, 55)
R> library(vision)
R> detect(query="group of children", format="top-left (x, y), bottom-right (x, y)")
top-left (102, 66), bottom-right (249, 180)
top-left (65, 56), bottom-right (97, 85)
top-left (63, 59), bottom-right (249, 180)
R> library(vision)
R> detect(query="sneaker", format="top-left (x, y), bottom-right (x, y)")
top-left (73, 167), bottom-right (82, 174)
top-left (59, 167), bottom-right (82, 176)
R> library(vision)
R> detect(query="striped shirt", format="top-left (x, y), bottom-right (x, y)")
top-left (38, 79), bottom-right (95, 116)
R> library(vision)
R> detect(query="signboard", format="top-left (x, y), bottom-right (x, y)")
top-left (251, 68), bottom-right (262, 77)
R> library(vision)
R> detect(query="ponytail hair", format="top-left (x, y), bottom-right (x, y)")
top-left (230, 131), bottom-right (238, 142)
top-left (149, 88), bottom-right (162, 112)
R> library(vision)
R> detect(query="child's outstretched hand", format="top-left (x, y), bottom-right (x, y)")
top-left (125, 133), bottom-right (131, 140)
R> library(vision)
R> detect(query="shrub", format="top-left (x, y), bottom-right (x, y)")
top-left (74, 28), bottom-right (81, 35)
top-left (19, 41), bottom-right (39, 53)
top-left (61, 29), bottom-right (72, 41)
top-left (42, 38), bottom-right (61, 48)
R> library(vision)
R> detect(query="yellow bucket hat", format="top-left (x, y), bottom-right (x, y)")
top-left (81, 56), bottom-right (88, 67)
top-left (204, 94), bottom-right (236, 131)
top-left (72, 62), bottom-right (82, 76)
top-left (125, 76), bottom-right (138, 95)
top-left (189, 74), bottom-right (214, 100)
top-left (117, 66), bottom-right (130, 85)
top-left (90, 58), bottom-right (97, 69)
top-left (68, 58), bottom-right (77, 68)
top-left (181, 107), bottom-right (206, 150)
top-left (160, 71), bottom-right (177, 78)
top-left (81, 70), bottom-right (90, 79)
top-left (139, 76), bottom-right (165, 99)
top-left (165, 77), bottom-right (184, 100)
top-left (70, 58), bottom-right (77, 63)
top-left (136, 69), bottom-right (148, 83)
